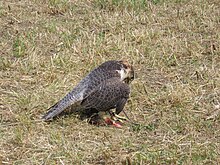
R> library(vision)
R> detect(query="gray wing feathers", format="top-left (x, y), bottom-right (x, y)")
top-left (81, 78), bottom-right (130, 112)
top-left (42, 89), bottom-right (85, 120)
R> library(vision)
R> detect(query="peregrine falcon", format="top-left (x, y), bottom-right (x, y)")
top-left (42, 60), bottom-right (134, 125)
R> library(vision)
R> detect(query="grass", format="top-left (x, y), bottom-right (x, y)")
top-left (0, 0), bottom-right (220, 164)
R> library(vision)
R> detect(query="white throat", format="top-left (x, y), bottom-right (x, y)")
top-left (117, 69), bottom-right (127, 81)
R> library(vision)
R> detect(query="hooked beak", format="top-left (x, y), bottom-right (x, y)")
top-left (125, 68), bottom-right (134, 83)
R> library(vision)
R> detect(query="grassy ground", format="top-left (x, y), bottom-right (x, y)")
top-left (0, 0), bottom-right (220, 164)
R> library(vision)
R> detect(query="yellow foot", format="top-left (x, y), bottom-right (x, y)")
top-left (109, 113), bottom-right (128, 123)
top-left (115, 114), bottom-right (128, 121)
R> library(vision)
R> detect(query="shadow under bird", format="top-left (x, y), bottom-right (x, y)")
top-left (42, 60), bottom-right (134, 127)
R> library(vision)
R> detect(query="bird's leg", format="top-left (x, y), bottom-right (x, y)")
top-left (108, 98), bottom-right (129, 123)
top-left (114, 113), bottom-right (128, 121)
top-left (108, 110), bottom-right (128, 123)
top-left (99, 111), bottom-right (122, 128)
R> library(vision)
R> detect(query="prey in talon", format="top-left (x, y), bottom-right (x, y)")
top-left (42, 60), bottom-right (134, 128)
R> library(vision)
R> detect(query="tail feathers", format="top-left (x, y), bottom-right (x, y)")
top-left (42, 86), bottom-right (86, 121)
top-left (42, 102), bottom-right (62, 121)
top-left (42, 94), bottom-right (82, 121)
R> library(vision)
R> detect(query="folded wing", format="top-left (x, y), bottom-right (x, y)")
top-left (81, 77), bottom-right (130, 114)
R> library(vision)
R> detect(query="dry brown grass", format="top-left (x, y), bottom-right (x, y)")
top-left (1, 0), bottom-right (220, 164)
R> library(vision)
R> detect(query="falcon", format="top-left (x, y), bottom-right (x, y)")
top-left (42, 60), bottom-right (134, 127)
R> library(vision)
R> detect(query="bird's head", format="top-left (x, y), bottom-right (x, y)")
top-left (117, 60), bottom-right (134, 84)
top-left (99, 60), bottom-right (134, 83)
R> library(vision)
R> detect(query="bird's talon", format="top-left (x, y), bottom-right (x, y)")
top-left (112, 121), bottom-right (122, 128)
top-left (114, 114), bottom-right (128, 121)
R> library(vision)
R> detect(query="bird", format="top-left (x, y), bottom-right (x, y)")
top-left (42, 60), bottom-right (134, 126)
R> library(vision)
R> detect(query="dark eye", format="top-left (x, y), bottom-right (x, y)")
top-left (122, 64), bottom-right (128, 69)
top-left (131, 73), bottom-right (134, 80)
